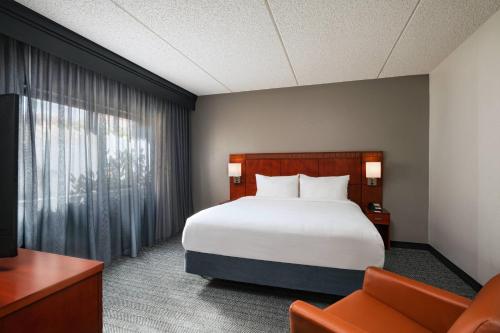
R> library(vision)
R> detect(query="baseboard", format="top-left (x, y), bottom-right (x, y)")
top-left (391, 241), bottom-right (431, 250)
top-left (427, 246), bottom-right (482, 292)
top-left (392, 241), bottom-right (482, 292)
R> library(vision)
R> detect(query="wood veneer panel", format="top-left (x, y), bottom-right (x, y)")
top-left (230, 184), bottom-right (246, 200)
top-left (281, 159), bottom-right (318, 176)
top-left (0, 274), bottom-right (102, 333)
top-left (0, 249), bottom-right (103, 318)
top-left (245, 159), bottom-right (281, 182)
top-left (362, 186), bottom-right (383, 210)
top-left (245, 159), bottom-right (281, 196)
top-left (0, 249), bottom-right (103, 333)
top-left (348, 185), bottom-right (362, 206)
top-left (318, 158), bottom-right (361, 184)
top-left (246, 183), bottom-right (258, 196)
top-left (244, 152), bottom-right (360, 160)
top-left (228, 151), bottom-right (383, 208)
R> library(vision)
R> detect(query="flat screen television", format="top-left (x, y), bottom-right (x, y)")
top-left (0, 94), bottom-right (19, 258)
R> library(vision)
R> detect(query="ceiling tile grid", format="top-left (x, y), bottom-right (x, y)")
top-left (14, 0), bottom-right (500, 96)
top-left (15, 0), bottom-right (229, 95)
top-left (113, 0), bottom-right (297, 93)
top-left (380, 0), bottom-right (500, 78)
top-left (267, 0), bottom-right (419, 85)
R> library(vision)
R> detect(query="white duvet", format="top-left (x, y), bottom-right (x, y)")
top-left (182, 196), bottom-right (385, 270)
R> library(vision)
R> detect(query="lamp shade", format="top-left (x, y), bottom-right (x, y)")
top-left (228, 163), bottom-right (241, 177)
top-left (366, 162), bottom-right (381, 178)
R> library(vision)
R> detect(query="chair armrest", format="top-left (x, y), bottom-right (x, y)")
top-left (363, 267), bottom-right (472, 333)
top-left (290, 301), bottom-right (367, 333)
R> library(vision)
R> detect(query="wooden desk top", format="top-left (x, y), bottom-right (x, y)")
top-left (0, 249), bottom-right (103, 318)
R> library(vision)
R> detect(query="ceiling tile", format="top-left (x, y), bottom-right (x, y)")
top-left (15, 0), bottom-right (228, 95)
top-left (268, 0), bottom-right (418, 85)
top-left (13, 0), bottom-right (500, 95)
top-left (381, 0), bottom-right (500, 78)
top-left (113, 0), bottom-right (297, 94)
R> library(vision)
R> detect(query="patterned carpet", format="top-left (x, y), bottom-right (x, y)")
top-left (103, 236), bottom-right (476, 333)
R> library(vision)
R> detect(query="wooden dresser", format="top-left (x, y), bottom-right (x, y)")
top-left (0, 249), bottom-right (104, 333)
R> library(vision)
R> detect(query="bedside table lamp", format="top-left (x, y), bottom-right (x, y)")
top-left (366, 161), bottom-right (381, 186)
top-left (228, 163), bottom-right (242, 184)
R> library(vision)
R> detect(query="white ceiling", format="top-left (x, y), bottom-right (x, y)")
top-left (15, 0), bottom-right (500, 96)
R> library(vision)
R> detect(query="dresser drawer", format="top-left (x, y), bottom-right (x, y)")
top-left (365, 213), bottom-right (390, 225)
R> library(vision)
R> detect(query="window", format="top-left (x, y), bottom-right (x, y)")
top-left (18, 96), bottom-right (150, 212)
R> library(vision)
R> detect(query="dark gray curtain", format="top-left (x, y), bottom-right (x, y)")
top-left (0, 34), bottom-right (192, 263)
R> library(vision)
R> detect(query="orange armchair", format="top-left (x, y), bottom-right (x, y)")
top-left (290, 267), bottom-right (500, 333)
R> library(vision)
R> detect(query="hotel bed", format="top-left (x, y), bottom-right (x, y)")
top-left (182, 151), bottom-right (386, 296)
top-left (183, 196), bottom-right (383, 270)
top-left (182, 197), bottom-right (384, 296)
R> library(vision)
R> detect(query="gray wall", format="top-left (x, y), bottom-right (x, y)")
top-left (191, 75), bottom-right (429, 242)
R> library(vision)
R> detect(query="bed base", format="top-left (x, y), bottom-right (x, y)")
top-left (185, 251), bottom-right (364, 296)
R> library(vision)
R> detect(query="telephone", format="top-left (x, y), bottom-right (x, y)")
top-left (368, 202), bottom-right (382, 212)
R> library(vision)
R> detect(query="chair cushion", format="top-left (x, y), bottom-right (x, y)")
top-left (448, 274), bottom-right (500, 333)
top-left (325, 290), bottom-right (431, 333)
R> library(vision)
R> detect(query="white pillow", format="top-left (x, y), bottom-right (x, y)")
top-left (299, 174), bottom-right (350, 201)
top-left (255, 174), bottom-right (299, 198)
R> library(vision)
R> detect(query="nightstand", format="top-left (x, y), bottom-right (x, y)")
top-left (364, 208), bottom-right (391, 249)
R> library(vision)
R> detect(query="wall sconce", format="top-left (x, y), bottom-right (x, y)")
top-left (228, 163), bottom-right (242, 184)
top-left (366, 161), bottom-right (381, 186)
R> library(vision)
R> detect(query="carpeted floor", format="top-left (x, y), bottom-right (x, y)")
top-left (103, 236), bottom-right (476, 333)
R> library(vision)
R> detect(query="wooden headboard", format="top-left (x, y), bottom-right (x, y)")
top-left (229, 151), bottom-right (383, 209)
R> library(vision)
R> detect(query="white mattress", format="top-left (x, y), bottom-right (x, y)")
top-left (182, 197), bottom-right (385, 270)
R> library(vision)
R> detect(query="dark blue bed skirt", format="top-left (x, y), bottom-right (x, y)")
top-left (185, 251), bottom-right (364, 296)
